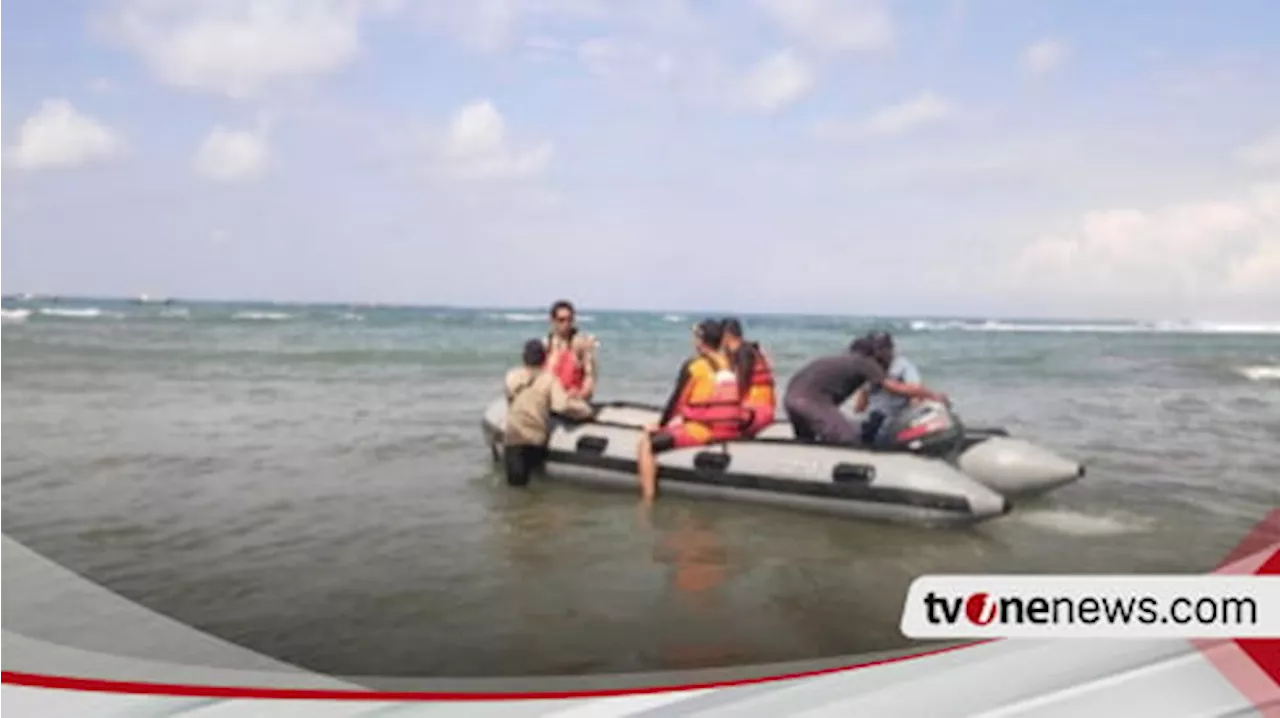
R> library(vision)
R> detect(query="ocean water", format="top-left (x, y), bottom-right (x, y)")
top-left (3, 297), bottom-right (1278, 678)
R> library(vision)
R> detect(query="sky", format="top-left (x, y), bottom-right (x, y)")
top-left (2, 0), bottom-right (1279, 321)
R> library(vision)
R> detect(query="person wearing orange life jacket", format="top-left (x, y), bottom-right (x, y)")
top-left (720, 317), bottom-right (776, 437)
top-left (636, 319), bottom-right (746, 503)
top-left (542, 299), bottom-right (598, 400)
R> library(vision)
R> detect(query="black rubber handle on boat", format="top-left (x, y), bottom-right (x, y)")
top-left (576, 435), bottom-right (609, 455)
top-left (832, 463), bottom-right (876, 483)
top-left (693, 452), bottom-right (732, 473)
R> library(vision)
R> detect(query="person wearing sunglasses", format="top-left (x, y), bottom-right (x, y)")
top-left (543, 299), bottom-right (598, 401)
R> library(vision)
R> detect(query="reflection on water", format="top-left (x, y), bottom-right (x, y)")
top-left (649, 506), bottom-right (739, 669)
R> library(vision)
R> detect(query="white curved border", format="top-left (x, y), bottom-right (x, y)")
top-left (4, 534), bottom-right (1276, 716)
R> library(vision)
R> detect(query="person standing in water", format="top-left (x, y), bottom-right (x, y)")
top-left (503, 339), bottom-right (594, 486)
top-left (543, 299), bottom-right (598, 401)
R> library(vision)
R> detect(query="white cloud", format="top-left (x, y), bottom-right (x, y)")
top-left (813, 92), bottom-right (955, 140)
top-left (740, 50), bottom-right (815, 112)
top-left (572, 37), bottom-right (679, 80)
top-left (6, 99), bottom-right (126, 171)
top-left (1008, 182), bottom-right (1280, 310)
top-left (413, 0), bottom-right (605, 53)
top-left (1236, 129), bottom-right (1280, 168)
top-left (1023, 38), bottom-right (1070, 76)
top-left (424, 100), bottom-right (554, 181)
top-left (192, 123), bottom-right (271, 182)
top-left (757, 0), bottom-right (893, 53)
top-left (89, 77), bottom-right (119, 94)
top-left (524, 35), bottom-right (571, 53)
top-left (102, 0), bottom-right (393, 100)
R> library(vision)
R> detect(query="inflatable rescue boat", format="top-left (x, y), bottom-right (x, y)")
top-left (480, 398), bottom-right (1085, 527)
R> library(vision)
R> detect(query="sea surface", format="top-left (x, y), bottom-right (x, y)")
top-left (3, 297), bottom-right (1279, 678)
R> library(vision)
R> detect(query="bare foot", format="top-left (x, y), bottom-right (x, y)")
top-left (636, 498), bottom-right (655, 528)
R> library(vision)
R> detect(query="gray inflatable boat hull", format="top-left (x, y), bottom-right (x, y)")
top-left (481, 399), bottom-right (1019, 527)
top-left (493, 400), bottom-right (1084, 497)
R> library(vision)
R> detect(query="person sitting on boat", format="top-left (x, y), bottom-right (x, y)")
top-left (720, 317), bottom-right (777, 437)
top-left (853, 331), bottom-right (924, 446)
top-left (504, 339), bottom-right (595, 487)
top-left (783, 338), bottom-right (948, 447)
top-left (636, 320), bottom-right (746, 502)
top-left (543, 299), bottom-right (598, 401)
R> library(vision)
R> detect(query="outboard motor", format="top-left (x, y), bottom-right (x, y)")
top-left (878, 400), bottom-right (965, 457)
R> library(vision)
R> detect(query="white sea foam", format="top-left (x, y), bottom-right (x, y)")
top-left (337, 312), bottom-right (364, 321)
top-left (492, 312), bottom-right (542, 323)
top-left (1236, 365), bottom-right (1280, 382)
top-left (1167, 322), bottom-right (1280, 334)
top-left (159, 307), bottom-right (190, 318)
top-left (489, 312), bottom-right (595, 323)
top-left (233, 311), bottom-right (292, 321)
top-left (1, 309), bottom-right (32, 323)
top-left (663, 314), bottom-right (684, 323)
top-left (909, 319), bottom-right (1280, 335)
top-left (1015, 509), bottom-right (1153, 536)
top-left (38, 307), bottom-right (123, 319)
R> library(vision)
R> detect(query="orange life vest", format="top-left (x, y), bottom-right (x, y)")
top-left (676, 352), bottom-right (746, 441)
top-left (545, 331), bottom-right (586, 393)
top-left (744, 341), bottom-right (776, 408)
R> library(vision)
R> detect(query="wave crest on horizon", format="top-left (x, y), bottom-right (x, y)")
top-left (908, 319), bottom-right (1280, 335)
top-left (232, 311), bottom-right (292, 321)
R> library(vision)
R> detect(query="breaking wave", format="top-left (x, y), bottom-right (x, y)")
top-left (1236, 364), bottom-right (1280, 382)
top-left (232, 311), bottom-right (293, 321)
top-left (2, 309), bottom-right (32, 323)
top-left (909, 319), bottom-right (1280, 335)
top-left (37, 308), bottom-right (124, 319)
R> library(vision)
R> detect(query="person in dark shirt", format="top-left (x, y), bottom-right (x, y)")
top-left (783, 338), bottom-right (949, 446)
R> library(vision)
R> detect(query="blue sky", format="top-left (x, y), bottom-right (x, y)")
top-left (3, 0), bottom-right (1278, 320)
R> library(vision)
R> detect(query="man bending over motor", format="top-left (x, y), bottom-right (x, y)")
top-left (783, 338), bottom-right (948, 447)
top-left (636, 320), bottom-right (745, 503)
top-left (721, 317), bottom-right (777, 437)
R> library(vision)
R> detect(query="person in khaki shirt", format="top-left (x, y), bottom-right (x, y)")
top-left (503, 339), bottom-right (594, 486)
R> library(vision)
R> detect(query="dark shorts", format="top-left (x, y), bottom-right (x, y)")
top-left (860, 410), bottom-right (888, 446)
top-left (503, 444), bottom-right (548, 487)
top-left (783, 393), bottom-right (861, 446)
top-left (649, 422), bottom-right (714, 453)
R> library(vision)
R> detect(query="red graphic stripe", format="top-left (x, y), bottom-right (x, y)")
top-left (1235, 548), bottom-right (1280, 686)
top-left (1, 641), bottom-right (991, 701)
top-left (1217, 510), bottom-right (1280, 570)
top-left (1196, 509), bottom-right (1280, 716)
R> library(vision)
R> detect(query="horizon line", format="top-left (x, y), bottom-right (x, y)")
top-left (6, 291), bottom-right (1272, 326)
